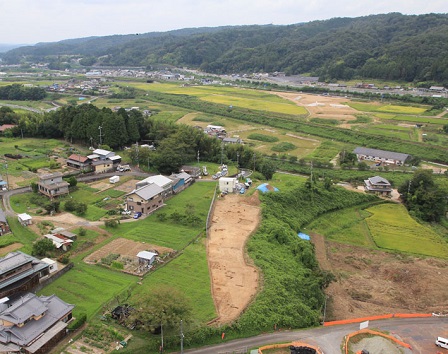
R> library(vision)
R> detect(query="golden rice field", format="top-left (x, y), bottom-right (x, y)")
top-left (347, 102), bottom-right (429, 115)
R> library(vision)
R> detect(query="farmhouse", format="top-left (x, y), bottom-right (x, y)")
top-left (66, 154), bottom-right (92, 171)
top-left (36, 173), bottom-right (69, 199)
top-left (125, 183), bottom-right (164, 215)
top-left (17, 213), bottom-right (32, 226)
top-left (87, 149), bottom-right (122, 173)
top-left (364, 176), bottom-right (393, 196)
top-left (219, 177), bottom-right (237, 193)
top-left (0, 251), bottom-right (50, 298)
top-left (136, 175), bottom-right (173, 198)
top-left (0, 293), bottom-right (74, 354)
top-left (353, 147), bottom-right (410, 166)
top-left (0, 210), bottom-right (10, 236)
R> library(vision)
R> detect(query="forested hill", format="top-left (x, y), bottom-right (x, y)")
top-left (3, 13), bottom-right (448, 83)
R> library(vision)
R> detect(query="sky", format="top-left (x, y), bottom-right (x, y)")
top-left (0, 0), bottom-right (446, 44)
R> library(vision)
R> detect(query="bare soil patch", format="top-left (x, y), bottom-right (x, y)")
top-left (207, 193), bottom-right (261, 325)
top-left (114, 179), bottom-right (140, 193)
top-left (272, 92), bottom-right (359, 122)
top-left (311, 234), bottom-right (448, 321)
top-left (0, 242), bottom-right (23, 255)
top-left (351, 336), bottom-right (403, 354)
top-left (84, 238), bottom-right (174, 275)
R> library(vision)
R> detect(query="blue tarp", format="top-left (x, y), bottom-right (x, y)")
top-left (256, 183), bottom-right (279, 193)
top-left (298, 232), bottom-right (310, 241)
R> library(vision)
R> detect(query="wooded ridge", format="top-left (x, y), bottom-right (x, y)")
top-left (2, 13), bottom-right (448, 84)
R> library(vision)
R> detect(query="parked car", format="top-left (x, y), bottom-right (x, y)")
top-left (133, 212), bottom-right (142, 219)
top-left (121, 210), bottom-right (131, 215)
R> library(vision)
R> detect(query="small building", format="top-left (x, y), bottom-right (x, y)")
top-left (219, 177), bottom-right (237, 193)
top-left (36, 173), bottom-right (69, 199)
top-left (92, 148), bottom-right (115, 160)
top-left (44, 234), bottom-right (73, 252)
top-left (0, 251), bottom-right (50, 298)
top-left (137, 251), bottom-right (157, 266)
top-left (222, 137), bottom-right (242, 145)
top-left (0, 293), bottom-right (74, 354)
top-left (17, 213), bottom-right (32, 226)
top-left (41, 258), bottom-right (58, 274)
top-left (169, 172), bottom-right (193, 194)
top-left (91, 159), bottom-right (114, 174)
top-left (180, 165), bottom-right (201, 178)
top-left (52, 229), bottom-right (77, 241)
top-left (353, 147), bottom-right (410, 166)
top-left (364, 176), bottom-right (393, 196)
top-left (0, 124), bottom-right (16, 134)
top-left (0, 210), bottom-right (10, 236)
top-left (125, 183), bottom-right (164, 215)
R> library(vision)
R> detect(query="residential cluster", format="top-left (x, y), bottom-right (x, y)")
top-left (0, 251), bottom-right (74, 353)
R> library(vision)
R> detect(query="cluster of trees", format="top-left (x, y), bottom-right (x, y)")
top-left (398, 169), bottom-right (447, 222)
top-left (4, 13), bottom-right (448, 84)
top-left (0, 84), bottom-right (46, 101)
top-left (0, 106), bottom-right (20, 125)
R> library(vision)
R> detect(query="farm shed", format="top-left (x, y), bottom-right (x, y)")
top-left (137, 251), bottom-right (157, 266)
top-left (353, 147), bottom-right (410, 166)
top-left (44, 234), bottom-right (74, 252)
top-left (17, 213), bottom-right (32, 226)
top-left (219, 177), bottom-right (237, 193)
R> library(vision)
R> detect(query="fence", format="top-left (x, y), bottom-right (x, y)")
top-left (206, 185), bottom-right (219, 238)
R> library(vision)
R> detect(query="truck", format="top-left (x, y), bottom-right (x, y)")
top-left (109, 176), bottom-right (120, 184)
top-left (117, 164), bottom-right (131, 172)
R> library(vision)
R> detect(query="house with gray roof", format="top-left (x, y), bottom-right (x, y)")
top-left (364, 176), bottom-right (393, 196)
top-left (353, 147), bottom-right (410, 166)
top-left (0, 293), bottom-right (74, 354)
top-left (136, 175), bottom-right (173, 198)
top-left (0, 252), bottom-right (50, 298)
top-left (125, 183), bottom-right (164, 215)
top-left (36, 173), bottom-right (69, 199)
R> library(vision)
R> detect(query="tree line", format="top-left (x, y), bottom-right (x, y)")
top-left (0, 84), bottom-right (46, 101)
top-left (3, 13), bottom-right (448, 84)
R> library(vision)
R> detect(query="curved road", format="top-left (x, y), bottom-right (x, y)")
top-left (182, 317), bottom-right (448, 354)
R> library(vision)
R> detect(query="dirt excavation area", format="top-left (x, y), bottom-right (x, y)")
top-left (272, 91), bottom-right (359, 122)
top-left (207, 193), bottom-right (261, 325)
top-left (311, 234), bottom-right (448, 320)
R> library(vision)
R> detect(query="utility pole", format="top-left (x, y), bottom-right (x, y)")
top-left (135, 141), bottom-right (139, 168)
top-left (89, 136), bottom-right (93, 148)
top-left (220, 142), bottom-right (224, 165)
top-left (180, 320), bottom-right (184, 354)
top-left (4, 164), bottom-right (9, 191)
top-left (160, 323), bottom-right (163, 354)
top-left (197, 150), bottom-right (200, 166)
top-left (236, 152), bottom-right (240, 177)
top-left (98, 126), bottom-right (103, 146)
top-left (253, 153), bottom-right (256, 172)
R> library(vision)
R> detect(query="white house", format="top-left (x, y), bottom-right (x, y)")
top-left (219, 177), bottom-right (237, 193)
top-left (41, 258), bottom-right (58, 274)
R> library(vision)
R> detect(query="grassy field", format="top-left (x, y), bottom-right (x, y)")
top-left (38, 262), bottom-right (136, 318)
top-left (307, 205), bottom-right (375, 247)
top-left (3, 217), bottom-right (39, 254)
top-left (130, 240), bottom-right (216, 323)
top-left (359, 126), bottom-right (416, 141)
top-left (201, 94), bottom-right (308, 115)
top-left (365, 203), bottom-right (448, 258)
top-left (108, 182), bottom-right (216, 249)
top-left (347, 102), bottom-right (429, 115)
top-left (375, 114), bottom-right (448, 125)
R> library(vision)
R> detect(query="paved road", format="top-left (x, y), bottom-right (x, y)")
top-left (181, 317), bottom-right (448, 354)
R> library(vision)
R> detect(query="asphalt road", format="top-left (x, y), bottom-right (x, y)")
top-left (181, 317), bottom-right (448, 354)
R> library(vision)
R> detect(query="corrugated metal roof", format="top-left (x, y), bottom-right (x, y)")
top-left (353, 147), bottom-right (409, 162)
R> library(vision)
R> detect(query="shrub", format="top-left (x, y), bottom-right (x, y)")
top-left (271, 142), bottom-right (296, 152)
top-left (105, 219), bottom-right (119, 228)
top-left (68, 313), bottom-right (87, 330)
top-left (78, 227), bottom-right (87, 236)
top-left (247, 133), bottom-right (279, 142)
top-left (32, 238), bottom-right (54, 257)
top-left (111, 261), bottom-right (124, 270)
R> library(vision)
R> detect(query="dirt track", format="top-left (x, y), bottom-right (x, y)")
top-left (207, 193), bottom-right (261, 325)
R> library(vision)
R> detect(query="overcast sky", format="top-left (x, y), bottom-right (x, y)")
top-left (1, 0), bottom-right (446, 44)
